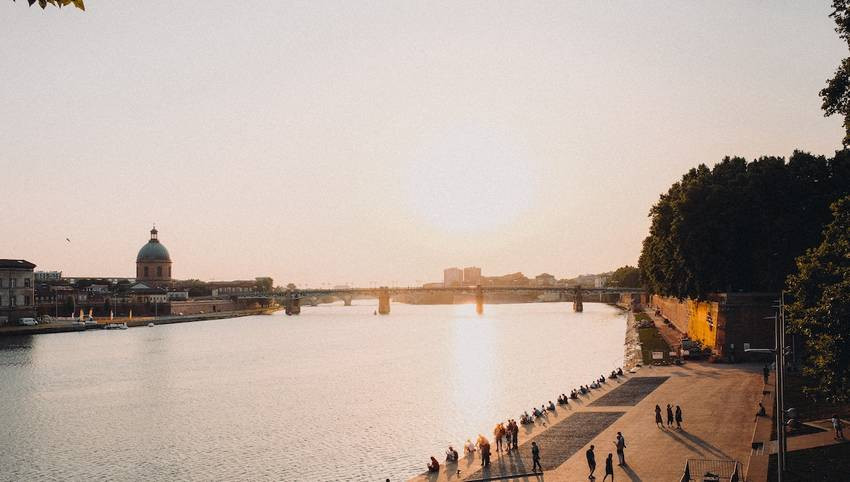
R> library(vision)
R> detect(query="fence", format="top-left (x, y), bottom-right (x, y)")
top-left (680, 459), bottom-right (741, 482)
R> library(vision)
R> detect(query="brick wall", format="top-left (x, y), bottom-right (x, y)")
top-left (651, 293), bottom-right (776, 361)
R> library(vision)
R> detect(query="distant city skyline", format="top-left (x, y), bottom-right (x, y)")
top-left (2, 2), bottom-right (845, 286)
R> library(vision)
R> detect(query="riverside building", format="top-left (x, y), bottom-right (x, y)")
top-left (0, 259), bottom-right (36, 325)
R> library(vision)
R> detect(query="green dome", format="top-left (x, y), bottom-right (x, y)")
top-left (137, 227), bottom-right (171, 262)
top-left (137, 241), bottom-right (171, 262)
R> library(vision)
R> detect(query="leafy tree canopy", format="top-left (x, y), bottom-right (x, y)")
top-left (254, 277), bottom-right (274, 293)
top-left (821, 1), bottom-right (850, 145)
top-left (12, 0), bottom-right (84, 10)
top-left (786, 196), bottom-right (850, 401)
top-left (638, 151), bottom-right (850, 300)
top-left (607, 265), bottom-right (641, 288)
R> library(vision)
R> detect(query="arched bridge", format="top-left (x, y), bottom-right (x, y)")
top-left (273, 285), bottom-right (644, 316)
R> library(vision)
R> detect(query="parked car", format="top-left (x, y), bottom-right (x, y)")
top-left (18, 318), bottom-right (38, 326)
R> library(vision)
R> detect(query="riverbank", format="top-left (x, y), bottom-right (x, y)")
top-left (623, 308), bottom-right (643, 370)
top-left (0, 307), bottom-right (278, 337)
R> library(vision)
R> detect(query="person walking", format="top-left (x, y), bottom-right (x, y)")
top-left (763, 364), bottom-right (770, 384)
top-left (512, 421), bottom-right (519, 450)
top-left (614, 432), bottom-right (626, 466)
top-left (505, 422), bottom-right (513, 451)
top-left (603, 453), bottom-right (614, 481)
top-left (832, 414), bottom-right (845, 440)
top-left (666, 404), bottom-right (674, 428)
top-left (531, 441), bottom-right (542, 473)
top-left (494, 423), bottom-right (504, 452)
top-left (586, 444), bottom-right (596, 479)
top-left (675, 405), bottom-right (683, 430)
top-left (654, 405), bottom-right (663, 428)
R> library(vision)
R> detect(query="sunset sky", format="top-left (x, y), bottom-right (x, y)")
top-left (2, 1), bottom-right (845, 287)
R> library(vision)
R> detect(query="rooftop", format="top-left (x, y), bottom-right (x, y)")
top-left (0, 259), bottom-right (36, 270)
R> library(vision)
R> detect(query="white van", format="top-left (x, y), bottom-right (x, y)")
top-left (18, 318), bottom-right (38, 326)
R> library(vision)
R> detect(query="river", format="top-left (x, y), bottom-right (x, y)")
top-left (0, 301), bottom-right (626, 481)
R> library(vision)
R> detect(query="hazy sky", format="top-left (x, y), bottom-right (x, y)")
top-left (2, 1), bottom-right (845, 287)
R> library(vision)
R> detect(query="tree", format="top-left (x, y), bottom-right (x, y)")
top-left (180, 279), bottom-right (211, 298)
top-left (12, 0), bottom-right (84, 10)
top-left (821, 1), bottom-right (850, 146)
top-left (608, 265), bottom-right (641, 288)
top-left (786, 196), bottom-right (850, 401)
top-left (638, 153), bottom-right (850, 300)
top-left (255, 277), bottom-right (273, 293)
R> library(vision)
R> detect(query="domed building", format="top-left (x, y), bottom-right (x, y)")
top-left (136, 226), bottom-right (172, 284)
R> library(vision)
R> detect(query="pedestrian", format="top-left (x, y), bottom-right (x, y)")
top-left (512, 421), bottom-right (519, 450)
top-left (481, 440), bottom-right (491, 467)
top-left (477, 434), bottom-right (491, 467)
top-left (832, 414), bottom-right (845, 440)
top-left (655, 404), bottom-right (663, 428)
top-left (586, 444), bottom-right (596, 479)
top-left (494, 423), bottom-right (504, 452)
top-left (531, 441), bottom-right (542, 473)
top-left (505, 423), bottom-right (512, 451)
top-left (614, 432), bottom-right (626, 466)
top-left (603, 453), bottom-right (614, 481)
top-left (666, 404), bottom-right (674, 428)
top-left (763, 364), bottom-right (770, 384)
top-left (675, 405), bottom-right (683, 430)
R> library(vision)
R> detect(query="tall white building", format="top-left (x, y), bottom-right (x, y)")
top-left (443, 267), bottom-right (463, 287)
top-left (463, 266), bottom-right (482, 285)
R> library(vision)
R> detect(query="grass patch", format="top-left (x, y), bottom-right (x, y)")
top-left (634, 312), bottom-right (652, 323)
top-left (638, 326), bottom-right (671, 365)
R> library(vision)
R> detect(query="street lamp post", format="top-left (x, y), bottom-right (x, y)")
top-left (745, 298), bottom-right (788, 481)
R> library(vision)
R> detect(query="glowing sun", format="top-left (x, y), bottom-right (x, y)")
top-left (404, 126), bottom-right (534, 233)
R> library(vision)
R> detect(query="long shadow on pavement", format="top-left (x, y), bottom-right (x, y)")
top-left (620, 463), bottom-right (643, 482)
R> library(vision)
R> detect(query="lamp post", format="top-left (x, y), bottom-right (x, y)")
top-left (745, 299), bottom-right (788, 481)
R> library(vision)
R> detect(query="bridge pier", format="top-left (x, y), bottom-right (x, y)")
top-left (284, 290), bottom-right (301, 315)
top-left (475, 285), bottom-right (484, 315)
top-left (377, 288), bottom-right (391, 315)
top-left (342, 295), bottom-right (352, 306)
top-left (573, 286), bottom-right (583, 313)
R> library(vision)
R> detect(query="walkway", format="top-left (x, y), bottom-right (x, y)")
top-left (411, 362), bottom-right (763, 482)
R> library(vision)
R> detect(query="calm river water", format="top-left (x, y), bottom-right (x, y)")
top-left (0, 302), bottom-right (626, 481)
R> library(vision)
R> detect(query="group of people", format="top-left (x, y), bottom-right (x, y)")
top-left (521, 405), bottom-right (551, 424)
top-left (654, 403), bottom-right (683, 430)
top-left (568, 369), bottom-right (623, 400)
top-left (426, 366), bottom-right (628, 474)
top-left (586, 431), bottom-right (628, 480)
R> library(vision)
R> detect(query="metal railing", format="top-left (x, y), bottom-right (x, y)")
top-left (680, 459), bottom-right (741, 482)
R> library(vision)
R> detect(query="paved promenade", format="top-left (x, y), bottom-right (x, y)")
top-left (412, 362), bottom-right (763, 482)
